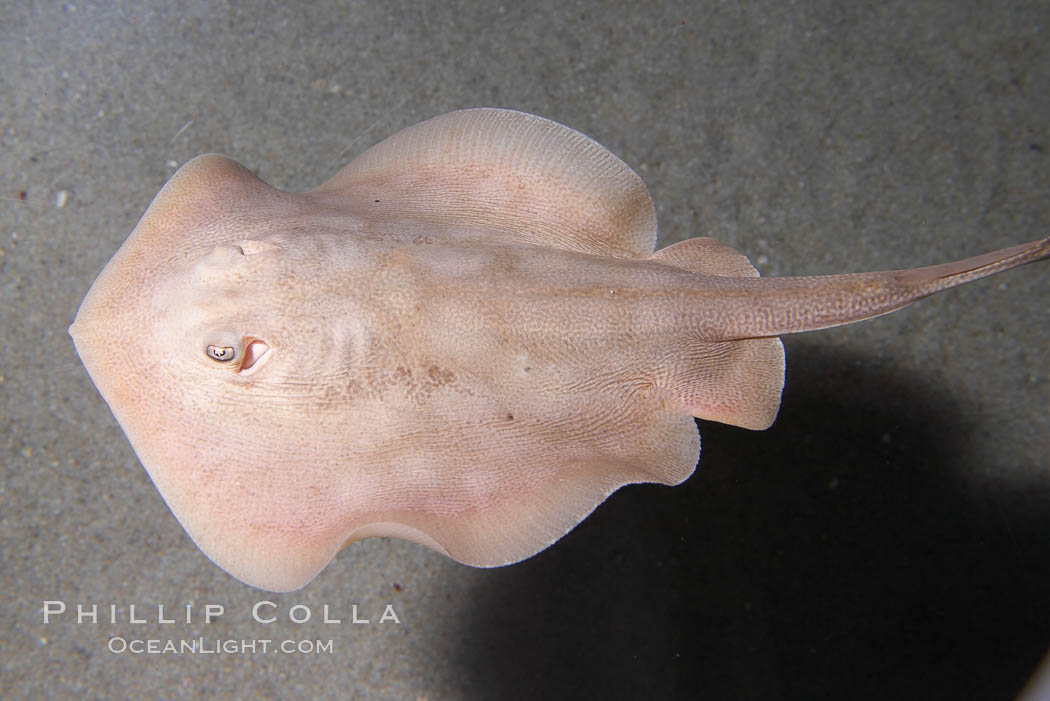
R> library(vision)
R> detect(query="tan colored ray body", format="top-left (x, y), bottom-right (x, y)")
top-left (70, 109), bottom-right (1048, 591)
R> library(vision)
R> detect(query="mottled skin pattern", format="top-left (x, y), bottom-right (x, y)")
top-left (69, 109), bottom-right (1048, 591)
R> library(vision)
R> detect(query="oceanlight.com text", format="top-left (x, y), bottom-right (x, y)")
top-left (107, 637), bottom-right (334, 655)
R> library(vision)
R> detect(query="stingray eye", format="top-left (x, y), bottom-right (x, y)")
top-left (206, 344), bottom-right (236, 362)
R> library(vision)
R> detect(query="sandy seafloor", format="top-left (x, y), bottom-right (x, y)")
top-left (1, 2), bottom-right (1048, 699)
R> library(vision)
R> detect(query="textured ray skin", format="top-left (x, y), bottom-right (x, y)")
top-left (69, 109), bottom-right (1048, 591)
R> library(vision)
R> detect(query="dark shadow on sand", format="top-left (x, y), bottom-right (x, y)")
top-left (452, 340), bottom-right (1050, 700)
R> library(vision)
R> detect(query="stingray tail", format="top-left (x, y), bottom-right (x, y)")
top-left (647, 235), bottom-right (1048, 430)
top-left (656, 235), bottom-right (1049, 340)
